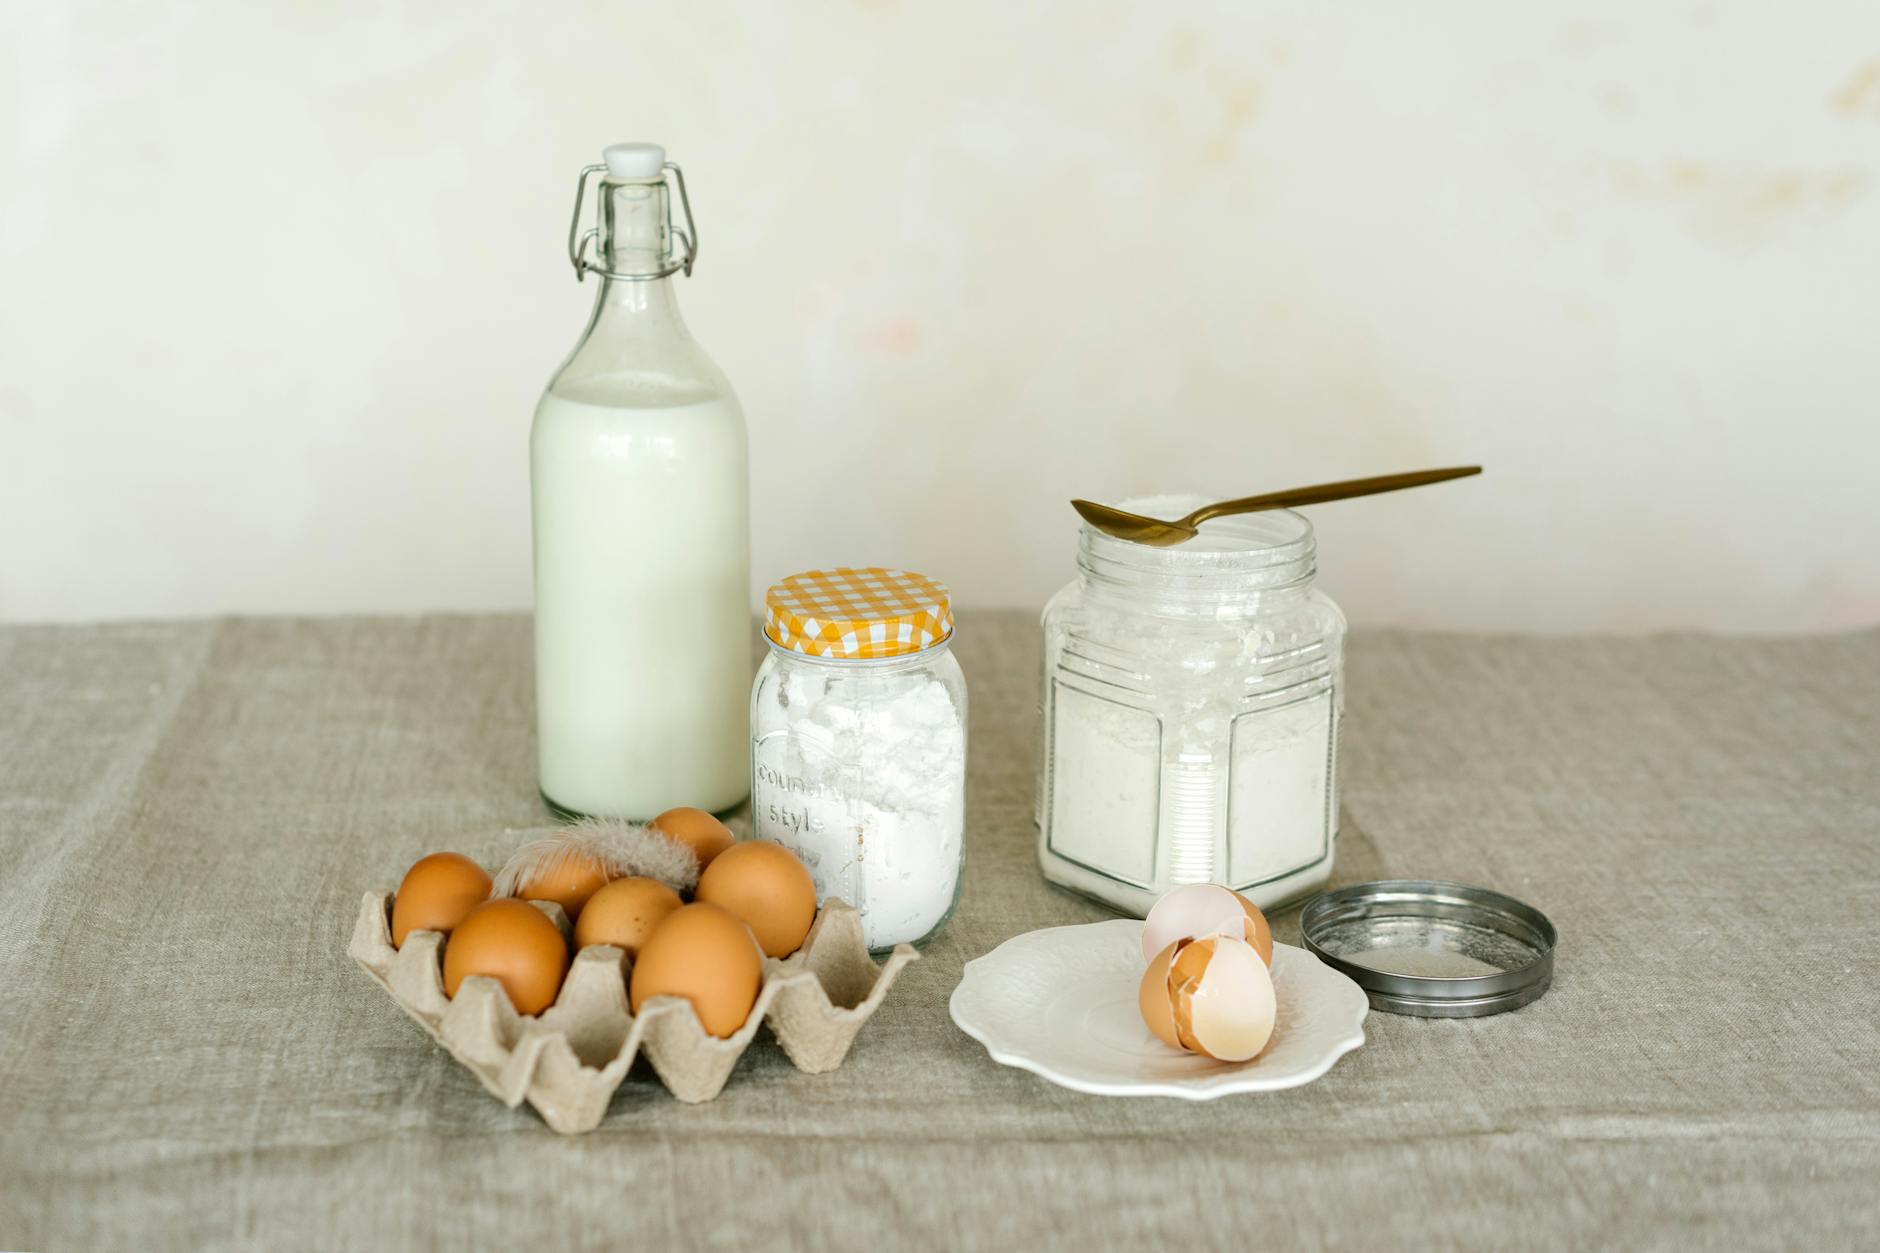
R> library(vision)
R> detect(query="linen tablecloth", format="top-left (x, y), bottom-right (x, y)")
top-left (2, 612), bottom-right (1876, 1250)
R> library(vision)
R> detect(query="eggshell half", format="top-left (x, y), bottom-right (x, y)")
top-left (1170, 935), bottom-right (1277, 1062)
top-left (1138, 940), bottom-right (1184, 1050)
top-left (1141, 883), bottom-right (1274, 966)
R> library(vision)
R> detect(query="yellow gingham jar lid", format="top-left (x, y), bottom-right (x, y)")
top-left (764, 568), bottom-right (954, 661)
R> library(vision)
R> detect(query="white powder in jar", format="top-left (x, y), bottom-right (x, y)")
top-left (752, 664), bottom-right (965, 949)
top-left (1047, 683), bottom-right (1333, 893)
top-left (1041, 580), bottom-right (1339, 912)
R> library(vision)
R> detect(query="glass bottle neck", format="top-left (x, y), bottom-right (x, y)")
top-left (587, 177), bottom-right (685, 328)
top-left (602, 178), bottom-right (677, 277)
top-left (551, 172), bottom-right (731, 406)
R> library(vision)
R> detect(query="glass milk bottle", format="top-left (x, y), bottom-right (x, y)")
top-left (532, 143), bottom-right (750, 819)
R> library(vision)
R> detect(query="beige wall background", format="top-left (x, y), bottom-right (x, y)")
top-left (4, 1), bottom-right (1877, 632)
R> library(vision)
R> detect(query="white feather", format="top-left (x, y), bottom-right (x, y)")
top-left (493, 818), bottom-right (700, 898)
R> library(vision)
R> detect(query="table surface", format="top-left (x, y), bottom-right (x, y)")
top-left (3, 612), bottom-right (1877, 1251)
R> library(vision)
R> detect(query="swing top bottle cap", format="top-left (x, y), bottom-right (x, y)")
top-left (603, 142), bottom-right (666, 180)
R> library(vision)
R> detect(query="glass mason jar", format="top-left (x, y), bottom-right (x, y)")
top-left (750, 569), bottom-right (968, 952)
top-left (1036, 497), bottom-right (1345, 916)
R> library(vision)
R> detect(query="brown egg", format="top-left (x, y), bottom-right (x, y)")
top-left (517, 848), bottom-right (611, 921)
top-left (628, 902), bottom-right (763, 1038)
top-left (649, 806), bottom-right (736, 869)
top-left (442, 898), bottom-right (569, 1016)
top-left (694, 840), bottom-right (817, 958)
top-left (391, 852), bottom-right (492, 948)
top-left (1139, 935), bottom-right (1277, 1062)
top-left (574, 876), bottom-right (683, 957)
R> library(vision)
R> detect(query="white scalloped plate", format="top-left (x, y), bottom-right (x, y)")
top-left (950, 920), bottom-right (1368, 1098)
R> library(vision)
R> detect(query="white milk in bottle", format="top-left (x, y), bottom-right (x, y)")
top-left (531, 143), bottom-right (751, 818)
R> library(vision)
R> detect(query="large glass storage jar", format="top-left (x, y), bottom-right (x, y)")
top-left (751, 568), bottom-right (967, 952)
top-left (1037, 497), bottom-right (1345, 916)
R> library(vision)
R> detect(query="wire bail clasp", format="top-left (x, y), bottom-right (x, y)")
top-left (565, 161), bottom-right (699, 282)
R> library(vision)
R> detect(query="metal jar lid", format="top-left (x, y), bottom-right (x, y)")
top-left (1300, 880), bottom-right (1557, 1018)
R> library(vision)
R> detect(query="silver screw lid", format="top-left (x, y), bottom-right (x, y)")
top-left (1301, 880), bottom-right (1557, 1018)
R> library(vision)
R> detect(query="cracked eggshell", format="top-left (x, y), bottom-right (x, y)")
top-left (1138, 940), bottom-right (1184, 1051)
top-left (1140, 936), bottom-right (1277, 1063)
top-left (1140, 883), bottom-right (1274, 966)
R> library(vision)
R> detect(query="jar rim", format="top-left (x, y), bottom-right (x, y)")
top-left (762, 630), bottom-right (956, 668)
top-left (1078, 494), bottom-right (1316, 590)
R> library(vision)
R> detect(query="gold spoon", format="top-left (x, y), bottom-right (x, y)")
top-left (1072, 465), bottom-right (1482, 547)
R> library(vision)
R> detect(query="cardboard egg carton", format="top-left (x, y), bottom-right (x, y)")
top-left (349, 889), bottom-right (918, 1134)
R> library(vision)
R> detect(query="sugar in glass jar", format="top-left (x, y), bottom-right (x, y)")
top-left (1036, 497), bottom-right (1345, 916)
top-left (751, 568), bottom-right (967, 952)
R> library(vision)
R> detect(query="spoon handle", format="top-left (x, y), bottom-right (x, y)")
top-left (1187, 465), bottom-right (1482, 527)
